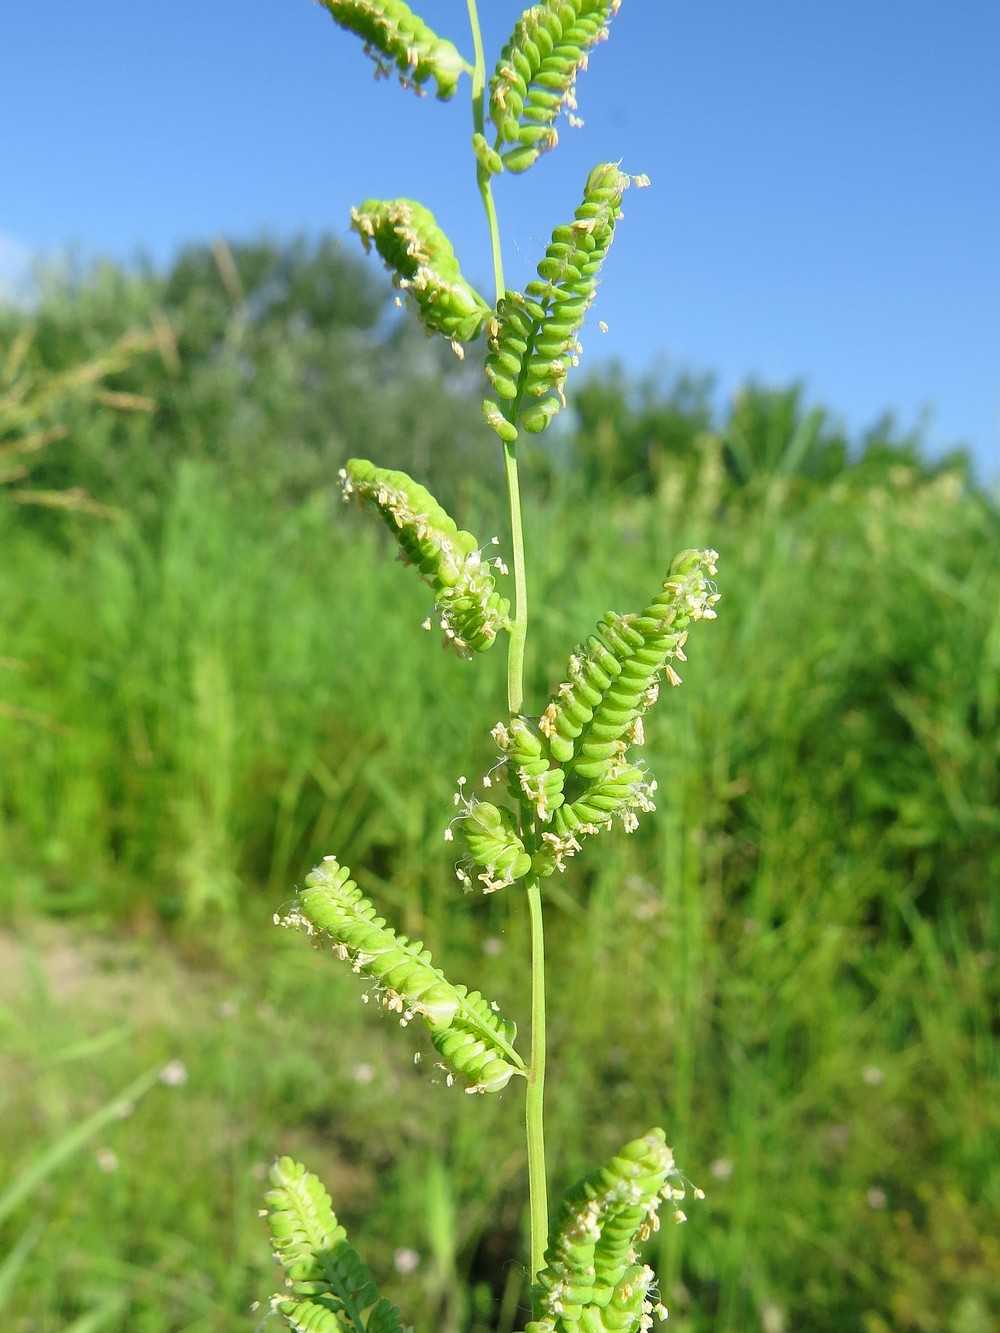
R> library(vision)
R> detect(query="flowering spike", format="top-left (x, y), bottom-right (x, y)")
top-left (551, 550), bottom-right (720, 786)
top-left (524, 1129), bottom-right (690, 1332)
top-left (318, 0), bottom-right (469, 100)
top-left (484, 162), bottom-right (633, 439)
top-left (341, 459), bottom-right (510, 655)
top-left (351, 199), bottom-right (490, 342)
top-left (492, 715), bottom-right (566, 823)
top-left (490, 1), bottom-right (621, 173)
top-left (265, 1157), bottom-right (405, 1333)
top-left (452, 794), bottom-right (532, 894)
top-left (511, 551), bottom-right (721, 871)
top-left (278, 856), bottom-right (524, 1093)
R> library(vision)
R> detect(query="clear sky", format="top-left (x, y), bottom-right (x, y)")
top-left (2, 1), bottom-right (998, 480)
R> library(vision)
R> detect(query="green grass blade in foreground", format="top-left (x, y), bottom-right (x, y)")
top-left (0, 1218), bottom-right (44, 1306)
top-left (62, 1294), bottom-right (128, 1333)
top-left (0, 1061), bottom-right (179, 1226)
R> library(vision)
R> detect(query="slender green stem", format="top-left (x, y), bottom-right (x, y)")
top-left (467, 0), bottom-right (547, 1294)
top-left (466, 0), bottom-right (505, 302)
top-left (524, 874), bottom-right (549, 1296)
top-left (503, 437), bottom-right (528, 713)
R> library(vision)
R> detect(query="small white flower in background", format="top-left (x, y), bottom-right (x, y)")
top-left (351, 1062), bottom-right (376, 1085)
top-left (867, 1187), bottom-right (887, 1210)
top-left (95, 1147), bottom-right (118, 1173)
top-left (862, 1065), bottom-right (884, 1086)
top-left (217, 999), bottom-right (239, 1020)
top-left (710, 1158), bottom-right (733, 1181)
top-left (393, 1248), bottom-right (420, 1275)
top-left (760, 1300), bottom-right (786, 1333)
top-left (160, 1059), bottom-right (188, 1087)
top-left (482, 937), bottom-right (504, 956)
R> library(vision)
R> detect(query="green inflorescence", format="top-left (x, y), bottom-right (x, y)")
top-left (492, 550), bottom-right (720, 876)
top-left (319, 0), bottom-right (469, 99)
top-left (266, 1156), bottom-right (405, 1332)
top-left (351, 198), bottom-right (491, 343)
top-left (269, 3), bottom-right (714, 1326)
top-left (484, 162), bottom-right (633, 441)
top-left (490, 0), bottom-right (622, 173)
top-left (449, 789), bottom-right (533, 893)
top-left (525, 1129), bottom-right (691, 1332)
top-left (280, 855), bottom-right (525, 1093)
top-left (341, 458), bottom-right (511, 656)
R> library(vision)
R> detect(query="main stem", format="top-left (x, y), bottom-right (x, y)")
top-left (467, 0), bottom-right (548, 1295)
top-left (522, 872), bottom-right (547, 1293)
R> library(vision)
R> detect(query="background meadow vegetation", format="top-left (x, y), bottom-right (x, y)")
top-left (1, 240), bottom-right (998, 1333)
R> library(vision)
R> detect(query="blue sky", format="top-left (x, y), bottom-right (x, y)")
top-left (2, 1), bottom-right (998, 480)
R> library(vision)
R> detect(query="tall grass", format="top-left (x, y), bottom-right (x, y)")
top-left (1, 445), bottom-right (998, 1329)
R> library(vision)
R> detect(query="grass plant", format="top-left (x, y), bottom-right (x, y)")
top-left (261, 5), bottom-right (720, 1330)
top-left (1, 5), bottom-right (998, 1330)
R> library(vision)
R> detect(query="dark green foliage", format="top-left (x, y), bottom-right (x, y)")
top-left (0, 239), bottom-right (493, 522)
top-left (568, 363), bottom-right (978, 499)
top-left (569, 362), bottom-right (715, 492)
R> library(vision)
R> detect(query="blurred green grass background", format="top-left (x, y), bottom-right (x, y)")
top-left (1, 241), bottom-right (997, 1332)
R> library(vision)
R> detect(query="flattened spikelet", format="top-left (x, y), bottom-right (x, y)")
top-left (266, 1157), bottom-right (405, 1332)
top-left (525, 551), bottom-right (720, 873)
top-left (351, 199), bottom-right (490, 342)
top-left (549, 549), bottom-right (719, 784)
top-left (524, 1129), bottom-right (687, 1332)
top-left (483, 163), bottom-right (630, 440)
top-left (453, 797), bottom-right (532, 893)
top-left (341, 458), bottom-right (510, 655)
top-left (319, 0), bottom-right (468, 99)
top-left (279, 856), bottom-right (524, 1092)
top-left (490, 1), bottom-right (621, 172)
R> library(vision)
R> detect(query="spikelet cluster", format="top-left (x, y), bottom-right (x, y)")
top-left (484, 163), bottom-right (631, 441)
top-left (319, 0), bottom-right (468, 100)
top-left (280, 856), bottom-right (524, 1093)
top-left (341, 458), bottom-right (510, 656)
top-left (266, 1157), bottom-right (404, 1333)
top-left (492, 715), bottom-right (566, 823)
top-left (494, 551), bottom-right (720, 874)
top-left (524, 1129), bottom-right (690, 1332)
top-left (351, 198), bottom-right (490, 343)
top-left (448, 787), bottom-right (532, 893)
top-left (490, 1), bottom-right (621, 173)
